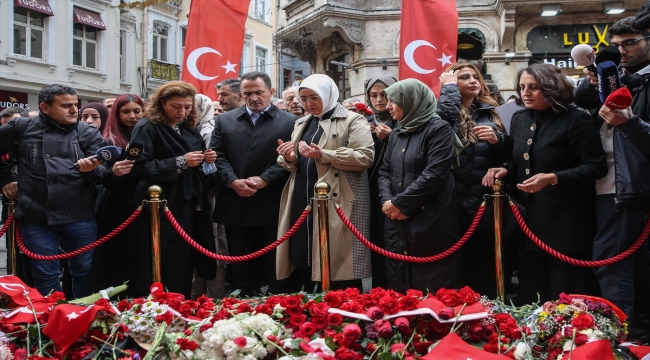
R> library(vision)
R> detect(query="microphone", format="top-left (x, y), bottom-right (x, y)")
top-left (571, 44), bottom-right (597, 72)
top-left (69, 145), bottom-right (122, 170)
top-left (621, 73), bottom-right (645, 94)
top-left (595, 45), bottom-right (621, 66)
top-left (124, 140), bottom-right (145, 160)
top-left (597, 61), bottom-right (622, 104)
top-left (604, 87), bottom-right (633, 110)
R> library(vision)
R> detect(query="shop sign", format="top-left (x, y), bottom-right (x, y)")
top-left (527, 24), bottom-right (611, 55)
top-left (0, 91), bottom-right (30, 111)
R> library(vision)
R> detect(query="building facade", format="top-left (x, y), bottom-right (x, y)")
top-left (274, 0), bottom-right (644, 101)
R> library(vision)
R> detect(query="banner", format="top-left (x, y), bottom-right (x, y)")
top-left (399, 0), bottom-right (458, 96)
top-left (181, 0), bottom-right (251, 100)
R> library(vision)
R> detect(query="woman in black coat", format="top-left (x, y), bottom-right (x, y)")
top-left (129, 81), bottom-right (218, 298)
top-left (378, 78), bottom-right (463, 293)
top-left (91, 94), bottom-right (145, 296)
top-left (438, 63), bottom-right (513, 298)
top-left (484, 64), bottom-right (607, 304)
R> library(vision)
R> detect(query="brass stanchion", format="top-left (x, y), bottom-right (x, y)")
top-left (315, 182), bottom-right (331, 291)
top-left (492, 179), bottom-right (505, 302)
top-left (7, 201), bottom-right (17, 275)
top-left (148, 186), bottom-right (162, 283)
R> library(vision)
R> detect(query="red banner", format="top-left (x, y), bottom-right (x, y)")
top-left (181, 0), bottom-right (251, 100)
top-left (399, 0), bottom-right (458, 97)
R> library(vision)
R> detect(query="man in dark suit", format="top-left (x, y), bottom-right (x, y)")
top-left (210, 71), bottom-right (297, 296)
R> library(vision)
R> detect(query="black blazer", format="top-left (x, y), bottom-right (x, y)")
top-left (210, 104), bottom-right (297, 226)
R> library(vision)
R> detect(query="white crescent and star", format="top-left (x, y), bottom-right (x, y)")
top-left (186, 47), bottom-right (238, 80)
top-left (403, 40), bottom-right (453, 74)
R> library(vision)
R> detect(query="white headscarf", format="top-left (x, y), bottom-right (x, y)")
top-left (295, 74), bottom-right (340, 118)
top-left (194, 94), bottom-right (215, 146)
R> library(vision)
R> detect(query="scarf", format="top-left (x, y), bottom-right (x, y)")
top-left (296, 74), bottom-right (339, 118)
top-left (366, 75), bottom-right (397, 123)
top-left (383, 78), bottom-right (437, 133)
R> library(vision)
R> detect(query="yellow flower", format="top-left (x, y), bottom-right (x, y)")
top-left (558, 304), bottom-right (567, 311)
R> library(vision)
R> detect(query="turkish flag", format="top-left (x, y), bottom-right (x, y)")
top-left (43, 304), bottom-right (99, 351)
top-left (0, 275), bottom-right (44, 306)
top-left (399, 0), bottom-right (458, 97)
top-left (2, 302), bottom-right (51, 324)
top-left (422, 332), bottom-right (511, 360)
top-left (181, 0), bottom-right (251, 100)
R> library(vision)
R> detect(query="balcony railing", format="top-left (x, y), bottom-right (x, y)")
top-left (149, 59), bottom-right (180, 81)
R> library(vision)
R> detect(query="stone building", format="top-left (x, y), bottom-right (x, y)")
top-left (274, 0), bottom-right (645, 101)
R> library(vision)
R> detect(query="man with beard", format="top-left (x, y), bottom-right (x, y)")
top-left (216, 78), bottom-right (245, 113)
top-left (210, 72), bottom-right (297, 296)
top-left (282, 86), bottom-right (305, 117)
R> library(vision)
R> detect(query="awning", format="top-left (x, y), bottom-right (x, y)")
top-left (14, 0), bottom-right (54, 16)
top-left (73, 7), bottom-right (106, 30)
top-left (458, 28), bottom-right (486, 49)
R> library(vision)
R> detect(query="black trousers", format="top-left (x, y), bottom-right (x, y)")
top-left (285, 266), bottom-right (363, 293)
top-left (225, 225), bottom-right (285, 296)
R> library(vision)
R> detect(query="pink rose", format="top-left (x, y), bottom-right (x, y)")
top-left (373, 319), bottom-right (393, 338)
top-left (542, 301), bottom-right (557, 313)
top-left (343, 323), bottom-right (362, 342)
top-left (366, 306), bottom-right (384, 320)
top-left (394, 317), bottom-right (410, 333)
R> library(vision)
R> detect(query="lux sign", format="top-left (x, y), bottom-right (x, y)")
top-left (562, 25), bottom-right (610, 53)
top-left (527, 24), bottom-right (612, 55)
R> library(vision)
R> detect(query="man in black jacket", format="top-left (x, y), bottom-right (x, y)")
top-left (210, 72), bottom-right (297, 296)
top-left (574, 17), bottom-right (650, 325)
top-left (0, 84), bottom-right (103, 298)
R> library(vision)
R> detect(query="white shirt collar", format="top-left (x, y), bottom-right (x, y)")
top-left (246, 104), bottom-right (272, 116)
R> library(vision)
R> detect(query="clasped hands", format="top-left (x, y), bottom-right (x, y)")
top-left (183, 149), bottom-right (217, 167)
top-left (383, 200), bottom-right (408, 221)
top-left (276, 139), bottom-right (322, 162)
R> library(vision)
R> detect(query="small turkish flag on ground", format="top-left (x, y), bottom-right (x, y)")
top-left (43, 304), bottom-right (99, 351)
top-left (399, 0), bottom-right (458, 97)
top-left (422, 332), bottom-right (511, 360)
top-left (181, 0), bottom-right (251, 100)
top-left (2, 302), bottom-right (51, 324)
top-left (0, 275), bottom-right (44, 306)
top-left (628, 345), bottom-right (650, 360)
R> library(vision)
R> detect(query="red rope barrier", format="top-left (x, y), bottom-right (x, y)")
top-left (510, 202), bottom-right (650, 267)
top-left (0, 214), bottom-right (13, 238)
top-left (167, 206), bottom-right (312, 262)
top-left (335, 203), bottom-right (486, 263)
top-left (16, 207), bottom-right (142, 261)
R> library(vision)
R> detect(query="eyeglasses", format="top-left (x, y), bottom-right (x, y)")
top-left (610, 36), bottom-right (650, 51)
top-left (299, 95), bottom-right (321, 104)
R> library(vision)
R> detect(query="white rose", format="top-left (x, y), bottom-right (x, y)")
top-left (513, 342), bottom-right (530, 360)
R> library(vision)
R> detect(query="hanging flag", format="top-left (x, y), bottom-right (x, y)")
top-left (43, 304), bottom-right (100, 351)
top-left (399, 0), bottom-right (458, 96)
top-left (0, 275), bottom-right (44, 306)
top-left (181, 0), bottom-right (251, 100)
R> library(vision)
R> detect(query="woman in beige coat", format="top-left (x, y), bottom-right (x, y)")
top-left (276, 74), bottom-right (374, 291)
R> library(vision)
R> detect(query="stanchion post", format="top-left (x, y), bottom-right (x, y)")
top-left (492, 179), bottom-right (505, 302)
top-left (7, 201), bottom-right (17, 275)
top-left (148, 186), bottom-right (163, 283)
top-left (315, 182), bottom-right (331, 291)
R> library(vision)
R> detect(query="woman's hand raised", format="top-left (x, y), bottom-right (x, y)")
top-left (277, 139), bottom-right (296, 162)
top-left (439, 70), bottom-right (458, 86)
top-left (298, 141), bottom-right (322, 159)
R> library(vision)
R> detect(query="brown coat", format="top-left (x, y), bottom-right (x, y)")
top-left (276, 103), bottom-right (374, 281)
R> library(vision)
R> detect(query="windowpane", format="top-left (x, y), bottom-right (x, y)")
top-left (85, 26), bottom-right (97, 41)
top-left (120, 32), bottom-right (126, 80)
top-left (73, 23), bottom-right (84, 38)
top-left (13, 25), bottom-right (27, 55)
top-left (86, 42), bottom-right (96, 68)
top-left (73, 38), bottom-right (82, 66)
top-left (14, 7), bottom-right (27, 23)
top-left (160, 37), bottom-right (167, 62)
top-left (153, 36), bottom-right (158, 60)
top-left (31, 29), bottom-right (43, 59)
top-left (30, 12), bottom-right (44, 27)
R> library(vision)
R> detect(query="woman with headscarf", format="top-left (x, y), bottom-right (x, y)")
top-left (378, 78), bottom-right (463, 293)
top-left (275, 74), bottom-right (374, 291)
top-left (80, 102), bottom-right (108, 134)
top-left (365, 76), bottom-right (398, 288)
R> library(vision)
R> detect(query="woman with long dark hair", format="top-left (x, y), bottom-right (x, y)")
top-left (484, 63), bottom-right (607, 304)
top-left (90, 94), bottom-right (145, 295)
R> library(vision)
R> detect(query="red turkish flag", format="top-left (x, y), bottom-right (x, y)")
top-left (0, 275), bottom-right (44, 306)
top-left (43, 304), bottom-right (99, 351)
top-left (399, 0), bottom-right (458, 97)
top-left (2, 302), bottom-right (51, 324)
top-left (422, 332), bottom-right (511, 360)
top-left (181, 0), bottom-right (251, 100)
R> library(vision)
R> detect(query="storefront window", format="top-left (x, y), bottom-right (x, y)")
top-left (13, 7), bottom-right (45, 59)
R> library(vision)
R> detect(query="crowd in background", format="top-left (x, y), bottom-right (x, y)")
top-left (1, 14), bottom-right (650, 341)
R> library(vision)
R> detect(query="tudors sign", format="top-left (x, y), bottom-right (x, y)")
top-left (0, 91), bottom-right (30, 112)
top-left (73, 7), bottom-right (106, 30)
top-left (14, 0), bottom-right (54, 16)
top-left (527, 24), bottom-right (612, 55)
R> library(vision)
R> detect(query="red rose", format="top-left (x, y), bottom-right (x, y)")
top-left (366, 306), bottom-right (384, 320)
top-left (311, 316), bottom-right (327, 329)
top-left (281, 296), bottom-right (301, 309)
top-left (290, 314), bottom-right (308, 328)
top-left (467, 321), bottom-right (485, 342)
top-left (310, 302), bottom-right (330, 317)
top-left (574, 333), bottom-right (589, 346)
top-left (286, 306), bottom-right (303, 316)
top-left (394, 317), bottom-right (410, 333)
top-left (390, 343), bottom-right (406, 354)
top-left (571, 313), bottom-right (595, 330)
top-left (300, 322), bottom-right (317, 337)
top-left (438, 307), bottom-right (455, 320)
top-left (343, 323), bottom-right (362, 342)
top-left (413, 340), bottom-right (433, 355)
top-left (233, 336), bottom-right (247, 348)
top-left (328, 313), bottom-right (344, 326)
top-left (335, 347), bottom-right (363, 360)
top-left (373, 319), bottom-right (393, 339)
top-left (430, 320), bottom-right (451, 337)
top-left (176, 338), bottom-right (200, 351)
top-left (483, 323), bottom-right (496, 337)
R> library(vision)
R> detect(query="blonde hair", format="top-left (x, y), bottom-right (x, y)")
top-left (144, 81), bottom-right (199, 128)
top-left (443, 63), bottom-right (505, 146)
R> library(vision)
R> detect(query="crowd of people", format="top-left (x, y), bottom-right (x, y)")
top-left (0, 15), bottom-right (649, 339)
